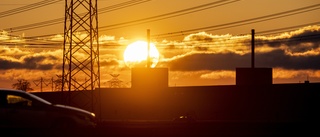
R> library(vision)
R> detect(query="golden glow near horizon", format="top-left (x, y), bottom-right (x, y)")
top-left (123, 41), bottom-right (160, 68)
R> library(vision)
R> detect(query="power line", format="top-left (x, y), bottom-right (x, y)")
top-left (3, 0), bottom-right (151, 33)
top-left (26, 1), bottom-right (320, 41)
top-left (151, 3), bottom-right (320, 39)
top-left (99, 0), bottom-right (240, 31)
top-left (0, 0), bottom-right (63, 18)
top-left (204, 7), bottom-right (320, 34)
top-left (256, 22), bottom-right (320, 35)
top-left (2, 20), bottom-right (319, 41)
top-left (1, 2), bottom-right (319, 48)
top-left (2, 0), bottom-right (240, 40)
top-left (1, 28), bottom-right (319, 49)
top-left (20, 22), bottom-right (320, 45)
top-left (3, 0), bottom-right (237, 33)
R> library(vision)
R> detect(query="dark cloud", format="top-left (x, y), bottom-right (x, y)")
top-left (0, 59), bottom-right (22, 70)
top-left (23, 56), bottom-right (46, 69)
top-left (0, 55), bottom-right (58, 70)
top-left (254, 27), bottom-right (320, 53)
top-left (194, 46), bottom-right (209, 51)
top-left (167, 53), bottom-right (250, 71)
top-left (253, 37), bottom-right (282, 48)
top-left (288, 28), bottom-right (320, 45)
top-left (256, 50), bottom-right (320, 70)
top-left (181, 27), bottom-right (320, 56)
top-left (166, 49), bottom-right (320, 71)
top-left (0, 51), bottom-right (122, 71)
top-left (0, 49), bottom-right (6, 54)
top-left (186, 34), bottom-right (214, 42)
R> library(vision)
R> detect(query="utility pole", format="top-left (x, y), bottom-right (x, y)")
top-left (147, 29), bottom-right (151, 68)
top-left (33, 77), bottom-right (51, 92)
top-left (51, 77), bottom-right (54, 92)
top-left (40, 77), bottom-right (43, 92)
top-left (33, 78), bottom-right (43, 92)
top-left (251, 29), bottom-right (255, 68)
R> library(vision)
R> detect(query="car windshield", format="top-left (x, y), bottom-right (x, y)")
top-left (28, 93), bottom-right (52, 105)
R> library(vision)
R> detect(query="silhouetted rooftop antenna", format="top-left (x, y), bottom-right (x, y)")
top-left (147, 29), bottom-right (151, 68)
top-left (305, 75), bottom-right (310, 84)
top-left (251, 29), bottom-right (255, 68)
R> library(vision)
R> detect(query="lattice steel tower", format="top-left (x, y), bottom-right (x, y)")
top-left (62, 0), bottom-right (100, 111)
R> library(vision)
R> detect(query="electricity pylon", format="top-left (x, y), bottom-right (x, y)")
top-left (62, 0), bottom-right (100, 112)
top-left (108, 74), bottom-right (123, 88)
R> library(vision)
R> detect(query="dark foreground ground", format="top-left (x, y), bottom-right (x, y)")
top-left (3, 121), bottom-right (319, 137)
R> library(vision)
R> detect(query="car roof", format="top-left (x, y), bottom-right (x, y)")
top-left (0, 88), bottom-right (52, 105)
top-left (0, 88), bottom-right (26, 93)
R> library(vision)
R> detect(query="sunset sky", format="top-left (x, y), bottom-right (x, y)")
top-left (1, 0), bottom-right (320, 91)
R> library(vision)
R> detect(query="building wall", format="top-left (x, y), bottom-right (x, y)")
top-left (131, 68), bottom-right (168, 89)
top-left (34, 83), bottom-right (320, 122)
top-left (236, 68), bottom-right (273, 85)
top-left (32, 67), bottom-right (319, 122)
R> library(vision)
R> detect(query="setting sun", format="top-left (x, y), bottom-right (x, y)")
top-left (123, 41), bottom-right (160, 68)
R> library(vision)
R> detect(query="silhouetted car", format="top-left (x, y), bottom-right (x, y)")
top-left (0, 88), bottom-right (96, 128)
top-left (173, 115), bottom-right (197, 123)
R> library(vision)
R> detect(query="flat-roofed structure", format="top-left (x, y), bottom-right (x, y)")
top-left (236, 68), bottom-right (273, 85)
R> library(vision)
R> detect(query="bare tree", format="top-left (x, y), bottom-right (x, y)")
top-left (12, 79), bottom-right (33, 92)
